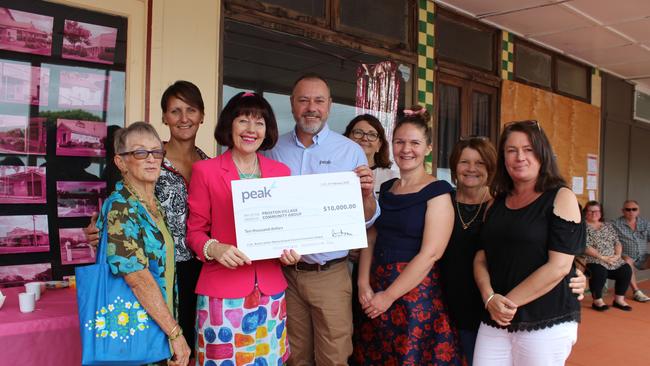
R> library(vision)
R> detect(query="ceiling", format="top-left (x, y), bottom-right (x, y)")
top-left (435, 0), bottom-right (650, 92)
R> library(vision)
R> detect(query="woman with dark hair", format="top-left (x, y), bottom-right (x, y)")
top-left (354, 105), bottom-right (463, 365)
top-left (473, 120), bottom-right (585, 365)
top-left (344, 114), bottom-right (398, 194)
top-left (583, 200), bottom-right (633, 311)
top-left (186, 92), bottom-right (300, 365)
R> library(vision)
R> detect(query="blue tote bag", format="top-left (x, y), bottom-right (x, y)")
top-left (76, 197), bottom-right (171, 365)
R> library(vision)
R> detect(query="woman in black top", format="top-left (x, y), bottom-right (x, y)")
top-left (473, 120), bottom-right (585, 365)
top-left (438, 136), bottom-right (496, 365)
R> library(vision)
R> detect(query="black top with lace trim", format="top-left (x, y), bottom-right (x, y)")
top-left (479, 187), bottom-right (586, 332)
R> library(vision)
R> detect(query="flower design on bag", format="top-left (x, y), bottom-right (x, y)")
top-left (86, 297), bottom-right (151, 341)
top-left (117, 312), bottom-right (129, 326)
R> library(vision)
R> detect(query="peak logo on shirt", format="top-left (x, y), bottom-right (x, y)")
top-left (319, 160), bottom-right (331, 165)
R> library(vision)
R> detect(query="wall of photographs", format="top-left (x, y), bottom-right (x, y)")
top-left (0, 0), bottom-right (126, 287)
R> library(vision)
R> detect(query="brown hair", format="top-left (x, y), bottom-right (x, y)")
top-left (344, 114), bottom-right (391, 169)
top-left (160, 80), bottom-right (205, 114)
top-left (583, 200), bottom-right (604, 222)
top-left (394, 105), bottom-right (432, 145)
top-left (449, 137), bottom-right (497, 186)
top-left (214, 92), bottom-right (278, 150)
top-left (291, 73), bottom-right (331, 95)
top-left (491, 120), bottom-right (566, 197)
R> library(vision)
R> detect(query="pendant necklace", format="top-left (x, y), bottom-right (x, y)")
top-left (456, 188), bottom-right (488, 230)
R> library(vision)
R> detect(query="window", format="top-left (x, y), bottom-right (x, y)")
top-left (261, 0), bottom-right (325, 18)
top-left (339, 0), bottom-right (410, 44)
top-left (436, 12), bottom-right (497, 73)
top-left (514, 37), bottom-right (591, 101)
top-left (556, 58), bottom-right (588, 100)
top-left (515, 43), bottom-right (552, 88)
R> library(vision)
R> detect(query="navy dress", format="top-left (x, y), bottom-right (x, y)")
top-left (353, 178), bottom-right (465, 366)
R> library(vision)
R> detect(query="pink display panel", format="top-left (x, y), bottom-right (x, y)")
top-left (0, 115), bottom-right (47, 155)
top-left (0, 166), bottom-right (47, 204)
top-left (0, 61), bottom-right (50, 106)
top-left (62, 20), bottom-right (117, 65)
top-left (0, 8), bottom-right (53, 56)
top-left (56, 181), bottom-right (106, 218)
top-left (0, 263), bottom-right (52, 288)
top-left (56, 118), bottom-right (106, 157)
top-left (57, 70), bottom-right (109, 111)
top-left (59, 228), bottom-right (96, 265)
top-left (0, 215), bottom-right (49, 255)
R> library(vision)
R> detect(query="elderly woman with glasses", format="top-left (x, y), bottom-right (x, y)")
top-left (473, 120), bottom-right (586, 365)
top-left (102, 122), bottom-right (190, 366)
top-left (583, 200), bottom-right (633, 311)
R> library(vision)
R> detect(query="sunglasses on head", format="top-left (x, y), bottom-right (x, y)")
top-left (504, 120), bottom-right (541, 131)
top-left (459, 135), bottom-right (489, 142)
top-left (624, 207), bottom-right (639, 212)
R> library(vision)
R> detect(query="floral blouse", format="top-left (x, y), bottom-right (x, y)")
top-left (101, 181), bottom-right (175, 308)
top-left (155, 146), bottom-right (209, 262)
top-left (586, 222), bottom-right (626, 270)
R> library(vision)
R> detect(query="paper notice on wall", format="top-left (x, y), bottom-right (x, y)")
top-left (587, 173), bottom-right (598, 190)
top-left (587, 154), bottom-right (598, 174)
top-left (588, 190), bottom-right (596, 201)
top-left (572, 177), bottom-right (584, 195)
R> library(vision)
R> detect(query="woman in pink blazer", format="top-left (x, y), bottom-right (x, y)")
top-left (186, 92), bottom-right (300, 365)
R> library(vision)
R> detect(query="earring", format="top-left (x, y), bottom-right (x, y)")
top-left (162, 117), bottom-right (167, 125)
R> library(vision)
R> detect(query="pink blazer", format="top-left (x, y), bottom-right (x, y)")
top-left (186, 150), bottom-right (291, 298)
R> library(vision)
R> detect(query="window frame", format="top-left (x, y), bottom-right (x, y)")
top-left (513, 37), bottom-right (591, 103)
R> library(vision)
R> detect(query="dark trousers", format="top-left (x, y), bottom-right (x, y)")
top-left (587, 262), bottom-right (632, 299)
top-left (176, 257), bottom-right (202, 357)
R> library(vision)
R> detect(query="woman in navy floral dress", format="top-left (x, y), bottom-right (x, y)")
top-left (354, 106), bottom-right (464, 365)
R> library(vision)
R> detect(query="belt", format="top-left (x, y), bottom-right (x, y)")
top-left (292, 256), bottom-right (347, 272)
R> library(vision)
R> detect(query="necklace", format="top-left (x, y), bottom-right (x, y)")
top-left (456, 188), bottom-right (488, 230)
top-left (124, 180), bottom-right (163, 220)
top-left (233, 154), bottom-right (259, 177)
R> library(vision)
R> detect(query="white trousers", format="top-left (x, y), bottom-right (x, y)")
top-left (473, 321), bottom-right (578, 366)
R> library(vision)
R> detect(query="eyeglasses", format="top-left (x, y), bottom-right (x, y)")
top-left (118, 149), bottom-right (165, 160)
top-left (624, 207), bottom-right (639, 212)
top-left (351, 129), bottom-right (379, 142)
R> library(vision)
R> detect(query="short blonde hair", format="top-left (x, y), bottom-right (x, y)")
top-left (113, 122), bottom-right (162, 153)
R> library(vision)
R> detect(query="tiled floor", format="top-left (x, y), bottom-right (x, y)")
top-left (567, 280), bottom-right (650, 366)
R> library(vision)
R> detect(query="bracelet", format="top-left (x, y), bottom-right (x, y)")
top-left (203, 239), bottom-right (218, 261)
top-left (169, 325), bottom-right (183, 341)
top-left (168, 324), bottom-right (179, 339)
top-left (484, 293), bottom-right (496, 309)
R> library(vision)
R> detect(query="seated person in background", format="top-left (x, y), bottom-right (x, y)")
top-left (584, 201), bottom-right (633, 311)
top-left (612, 200), bottom-right (650, 302)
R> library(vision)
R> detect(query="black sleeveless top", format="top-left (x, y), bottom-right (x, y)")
top-left (480, 188), bottom-right (585, 332)
top-left (439, 191), bottom-right (486, 332)
top-left (374, 178), bottom-right (453, 265)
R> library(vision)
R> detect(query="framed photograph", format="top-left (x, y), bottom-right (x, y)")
top-left (62, 20), bottom-right (117, 65)
top-left (0, 7), bottom-right (53, 56)
top-left (57, 69), bottom-right (109, 111)
top-left (56, 181), bottom-right (106, 218)
top-left (59, 227), bottom-right (96, 265)
top-left (0, 263), bottom-right (52, 288)
top-left (0, 215), bottom-right (49, 255)
top-left (0, 114), bottom-right (47, 155)
top-left (0, 165), bottom-right (46, 204)
top-left (56, 118), bottom-right (106, 157)
top-left (0, 61), bottom-right (50, 106)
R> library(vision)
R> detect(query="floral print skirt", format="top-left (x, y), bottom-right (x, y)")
top-left (353, 262), bottom-right (465, 366)
top-left (195, 287), bottom-right (290, 366)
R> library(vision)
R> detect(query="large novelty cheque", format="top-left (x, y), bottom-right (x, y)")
top-left (232, 172), bottom-right (368, 260)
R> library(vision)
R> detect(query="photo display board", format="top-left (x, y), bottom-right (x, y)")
top-left (0, 0), bottom-right (127, 286)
